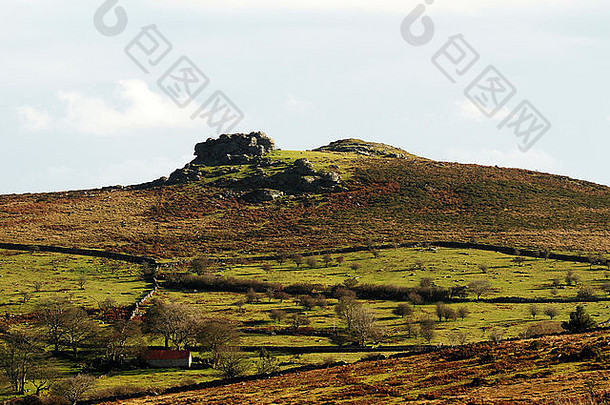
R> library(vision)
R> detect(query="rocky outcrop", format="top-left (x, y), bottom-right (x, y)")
top-left (193, 132), bottom-right (275, 165)
top-left (131, 133), bottom-right (344, 199)
top-left (314, 138), bottom-right (410, 159)
top-left (256, 158), bottom-right (342, 194)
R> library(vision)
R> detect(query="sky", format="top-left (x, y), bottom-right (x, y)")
top-left (1, 0), bottom-right (609, 194)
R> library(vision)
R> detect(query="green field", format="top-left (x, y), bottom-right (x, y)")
top-left (2, 245), bottom-right (610, 401)
top-left (0, 250), bottom-right (150, 314)
top-left (220, 247), bottom-right (610, 300)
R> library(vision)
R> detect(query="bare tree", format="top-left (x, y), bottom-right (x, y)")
top-left (191, 257), bottom-right (211, 275)
top-left (62, 307), bottom-right (101, 358)
top-left (216, 346), bottom-right (249, 379)
top-left (32, 281), bottom-right (44, 293)
top-left (404, 318), bottom-right (417, 338)
top-left (102, 320), bottom-right (145, 367)
top-left (276, 251), bottom-right (289, 266)
top-left (343, 277), bottom-right (359, 289)
top-left (393, 303), bottom-right (413, 318)
top-left (457, 306), bottom-right (470, 321)
top-left (144, 300), bottom-right (200, 350)
top-left (292, 255), bottom-right (304, 268)
top-left (29, 362), bottom-right (60, 395)
top-left (98, 297), bottom-right (117, 319)
top-left (335, 296), bottom-right (361, 331)
top-left (419, 317), bottom-right (435, 344)
top-left (290, 313), bottom-right (310, 329)
top-left (322, 253), bottom-right (333, 267)
top-left (198, 319), bottom-right (241, 367)
top-left (0, 331), bottom-right (42, 394)
top-left (468, 280), bottom-right (493, 300)
top-left (350, 306), bottom-right (383, 346)
top-left (488, 329), bottom-right (504, 344)
top-left (35, 297), bottom-right (70, 353)
top-left (544, 306), bottom-right (559, 320)
top-left (269, 309), bottom-right (287, 324)
top-left (529, 304), bottom-right (540, 319)
top-left (245, 288), bottom-right (260, 304)
top-left (53, 374), bottom-right (96, 405)
top-left (256, 348), bottom-right (279, 375)
top-left (565, 270), bottom-right (579, 286)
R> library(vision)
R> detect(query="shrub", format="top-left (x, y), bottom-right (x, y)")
top-left (269, 309), bottom-right (287, 324)
top-left (297, 295), bottom-right (316, 310)
top-left (522, 321), bottom-right (562, 338)
top-left (488, 329), bottom-right (504, 344)
top-left (305, 257), bottom-right (318, 268)
top-left (576, 287), bottom-right (596, 300)
top-left (392, 303), bottom-right (414, 318)
top-left (457, 306), bottom-right (470, 320)
top-left (562, 305), bottom-right (597, 333)
top-left (543, 306), bottom-right (559, 320)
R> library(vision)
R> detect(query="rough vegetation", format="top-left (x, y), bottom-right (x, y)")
top-left (1, 134), bottom-right (610, 404)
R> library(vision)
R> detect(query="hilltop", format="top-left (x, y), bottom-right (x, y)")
top-left (0, 132), bottom-right (609, 259)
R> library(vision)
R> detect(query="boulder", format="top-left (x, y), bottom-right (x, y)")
top-left (291, 158), bottom-right (316, 176)
top-left (193, 132), bottom-right (275, 165)
top-left (242, 189), bottom-right (284, 203)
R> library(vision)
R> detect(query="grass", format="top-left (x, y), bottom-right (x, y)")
top-left (0, 249), bottom-right (150, 314)
top-left (220, 247), bottom-right (610, 300)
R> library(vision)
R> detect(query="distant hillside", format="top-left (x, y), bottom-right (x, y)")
top-left (0, 132), bottom-right (609, 259)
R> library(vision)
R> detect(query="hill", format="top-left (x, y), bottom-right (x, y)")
top-left (0, 132), bottom-right (609, 259)
top-left (100, 331), bottom-right (610, 405)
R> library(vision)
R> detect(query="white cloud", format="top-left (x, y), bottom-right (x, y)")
top-left (19, 80), bottom-right (200, 136)
top-left (453, 99), bottom-right (510, 122)
top-left (284, 94), bottom-right (313, 114)
top-left (443, 147), bottom-right (557, 173)
top-left (18, 106), bottom-right (52, 131)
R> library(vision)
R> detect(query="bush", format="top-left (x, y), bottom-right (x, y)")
top-left (297, 295), bottom-right (317, 310)
top-left (457, 306), bottom-right (470, 320)
top-left (522, 321), bottom-right (562, 338)
top-left (392, 303), bottom-right (414, 318)
top-left (305, 257), bottom-right (318, 268)
top-left (576, 287), bottom-right (596, 300)
top-left (562, 305), bottom-right (597, 333)
top-left (269, 309), bottom-right (287, 324)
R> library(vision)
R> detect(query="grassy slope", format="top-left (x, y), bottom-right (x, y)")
top-left (0, 250), bottom-right (149, 314)
top-left (101, 331), bottom-right (610, 405)
top-left (0, 146), bottom-right (608, 259)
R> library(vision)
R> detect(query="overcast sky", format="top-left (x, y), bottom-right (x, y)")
top-left (1, 0), bottom-right (609, 194)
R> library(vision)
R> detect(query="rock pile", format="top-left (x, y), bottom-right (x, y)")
top-left (193, 132), bottom-right (275, 165)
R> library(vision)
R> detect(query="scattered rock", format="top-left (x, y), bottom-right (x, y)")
top-left (291, 158), bottom-right (316, 176)
top-left (314, 138), bottom-right (412, 159)
top-left (242, 189), bottom-right (284, 203)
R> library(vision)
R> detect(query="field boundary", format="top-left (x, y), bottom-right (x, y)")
top-left (0, 242), bottom-right (158, 266)
top-left (163, 241), bottom-right (603, 266)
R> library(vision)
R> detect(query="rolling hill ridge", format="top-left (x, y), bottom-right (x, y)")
top-left (0, 132), bottom-right (608, 259)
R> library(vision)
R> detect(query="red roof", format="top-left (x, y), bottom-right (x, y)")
top-left (145, 350), bottom-right (191, 360)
